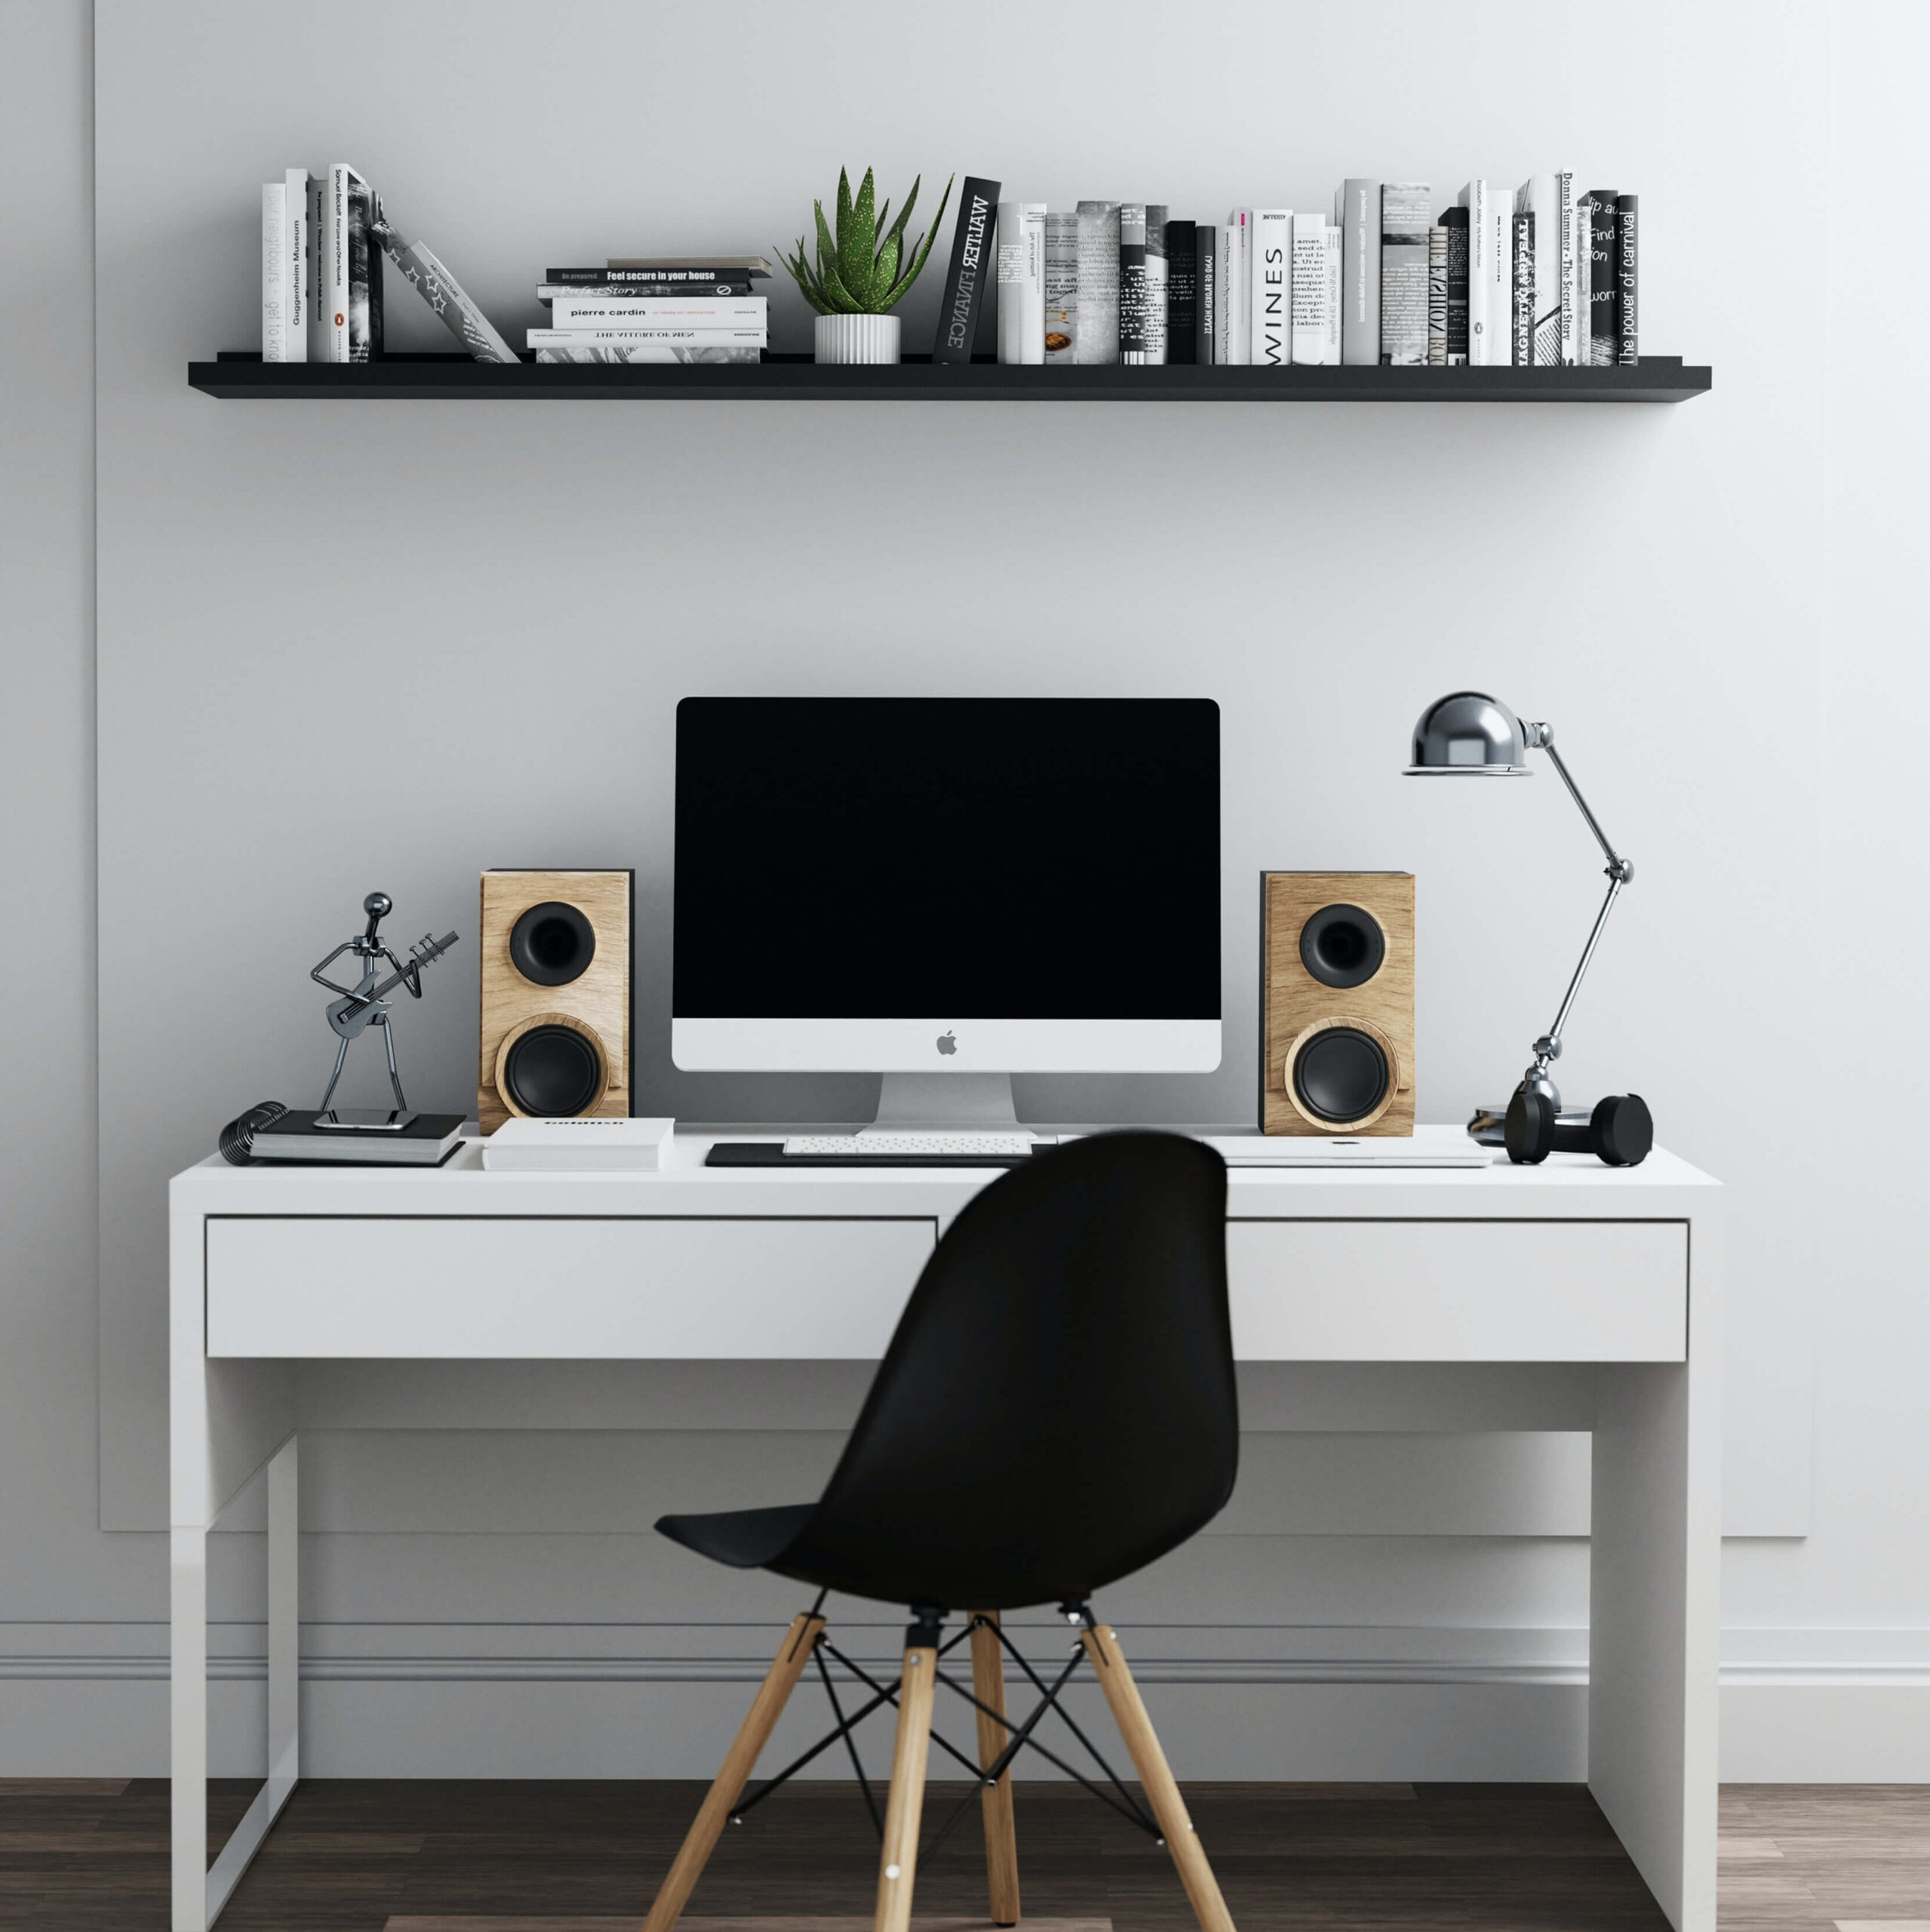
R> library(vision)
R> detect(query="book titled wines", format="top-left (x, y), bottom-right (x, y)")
top-left (534, 345), bottom-right (761, 365)
top-left (1193, 222), bottom-right (1219, 365)
top-left (1441, 205), bottom-right (1469, 365)
top-left (376, 220), bottom-right (519, 363)
top-left (1074, 201), bottom-right (1120, 364)
top-left (548, 297), bottom-right (767, 329)
top-left (1165, 218), bottom-right (1198, 365)
top-left (1043, 211), bottom-right (1078, 361)
top-left (934, 177), bottom-right (1000, 364)
top-left (1458, 180), bottom-right (1511, 366)
top-left (1587, 189), bottom-right (1619, 365)
top-left (1337, 179), bottom-right (1380, 366)
top-left (1515, 174), bottom-right (1568, 366)
top-left (1252, 209), bottom-right (1291, 367)
top-left (1427, 226), bottom-right (1448, 365)
top-left (1225, 208), bottom-right (1252, 365)
top-left (1289, 212), bottom-right (1338, 365)
top-left (1143, 205), bottom-right (1169, 365)
top-left (261, 182), bottom-right (286, 361)
top-left (1379, 183), bottom-right (1431, 366)
top-left (1616, 194), bottom-right (1639, 364)
top-left (996, 201), bottom-right (1046, 365)
top-left (1117, 204), bottom-right (1148, 361)
top-left (1511, 211), bottom-right (1535, 367)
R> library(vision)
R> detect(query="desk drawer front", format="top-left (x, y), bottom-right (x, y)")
top-left (1227, 1219), bottom-right (1687, 1361)
top-left (205, 1217), bottom-right (936, 1358)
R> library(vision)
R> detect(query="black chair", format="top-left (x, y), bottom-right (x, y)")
top-left (644, 1131), bottom-right (1238, 1932)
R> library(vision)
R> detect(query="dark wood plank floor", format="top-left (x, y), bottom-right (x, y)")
top-left (0, 1777), bottom-right (1922, 1932)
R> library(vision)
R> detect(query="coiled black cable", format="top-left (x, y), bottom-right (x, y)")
top-left (219, 1100), bottom-right (288, 1165)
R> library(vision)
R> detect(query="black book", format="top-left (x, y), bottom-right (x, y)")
top-left (1166, 219), bottom-right (1199, 364)
top-left (1440, 205), bottom-right (1469, 365)
top-left (933, 177), bottom-right (1000, 363)
top-left (1195, 224), bottom-right (1218, 365)
top-left (351, 183), bottom-right (384, 361)
top-left (541, 276), bottom-right (753, 299)
top-left (1118, 204), bottom-right (1148, 360)
top-left (1588, 189), bottom-right (1619, 366)
top-left (250, 1110), bottom-right (467, 1166)
top-left (1615, 195), bottom-right (1639, 365)
top-left (546, 266), bottom-right (755, 291)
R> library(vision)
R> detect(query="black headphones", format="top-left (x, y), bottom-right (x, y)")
top-left (1504, 1090), bottom-right (1652, 1167)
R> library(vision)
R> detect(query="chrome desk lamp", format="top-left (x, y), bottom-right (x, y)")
top-left (1406, 691), bottom-right (1645, 1155)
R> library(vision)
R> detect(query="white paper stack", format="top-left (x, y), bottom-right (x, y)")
top-left (483, 1117), bottom-right (676, 1172)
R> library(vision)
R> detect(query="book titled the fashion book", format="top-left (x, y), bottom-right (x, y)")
top-left (1043, 212), bottom-right (1078, 361)
top-left (1379, 183), bottom-right (1431, 366)
top-left (934, 177), bottom-right (1000, 363)
top-left (996, 201), bottom-right (1046, 365)
top-left (1074, 201), bottom-right (1120, 364)
top-left (1252, 209), bottom-right (1291, 367)
top-left (1337, 179), bottom-right (1380, 366)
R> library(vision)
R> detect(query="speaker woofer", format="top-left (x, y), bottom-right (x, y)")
top-left (1283, 1016), bottom-right (1400, 1131)
top-left (1299, 903), bottom-right (1386, 989)
top-left (509, 901), bottom-right (598, 987)
top-left (495, 1013), bottom-right (611, 1118)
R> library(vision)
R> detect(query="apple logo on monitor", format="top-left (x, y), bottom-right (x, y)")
top-left (936, 1031), bottom-right (957, 1056)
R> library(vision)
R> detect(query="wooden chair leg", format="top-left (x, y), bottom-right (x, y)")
top-left (970, 1612), bottom-right (1021, 1926)
top-left (643, 1610), bottom-right (825, 1932)
top-left (1081, 1622), bottom-right (1234, 1932)
top-left (873, 1635), bottom-right (939, 1932)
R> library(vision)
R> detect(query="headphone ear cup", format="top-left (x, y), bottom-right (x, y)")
top-left (1588, 1094), bottom-right (1654, 1168)
top-left (1504, 1088), bottom-right (1556, 1164)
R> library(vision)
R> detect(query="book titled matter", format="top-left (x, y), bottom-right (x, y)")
top-left (1337, 179), bottom-right (1380, 366)
top-left (1616, 195), bottom-right (1639, 363)
top-left (934, 177), bottom-right (1000, 363)
top-left (1074, 201), bottom-right (1120, 364)
top-left (1289, 212), bottom-right (1338, 365)
top-left (1379, 183), bottom-right (1431, 366)
top-left (1252, 209), bottom-right (1291, 367)
top-left (996, 201), bottom-right (1046, 365)
top-left (1459, 181), bottom-right (1511, 366)
top-left (1043, 212), bottom-right (1078, 361)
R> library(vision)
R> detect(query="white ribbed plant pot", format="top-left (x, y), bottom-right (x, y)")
top-left (815, 312), bottom-right (901, 365)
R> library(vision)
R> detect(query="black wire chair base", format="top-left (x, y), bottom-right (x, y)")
top-left (727, 1601), bottom-right (1163, 1875)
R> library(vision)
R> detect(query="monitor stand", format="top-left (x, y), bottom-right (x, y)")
top-left (871, 1071), bottom-right (1022, 1131)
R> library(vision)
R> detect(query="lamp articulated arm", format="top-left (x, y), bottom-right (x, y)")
top-left (1521, 721), bottom-right (1633, 1097)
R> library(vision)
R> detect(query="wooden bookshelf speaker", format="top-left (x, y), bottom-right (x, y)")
top-left (478, 869), bottom-right (634, 1132)
top-left (1261, 872), bottom-right (1415, 1137)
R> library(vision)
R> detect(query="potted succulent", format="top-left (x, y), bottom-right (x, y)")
top-left (779, 166), bottom-right (953, 365)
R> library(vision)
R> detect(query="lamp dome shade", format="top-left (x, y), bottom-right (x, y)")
top-left (1406, 691), bottom-right (1532, 774)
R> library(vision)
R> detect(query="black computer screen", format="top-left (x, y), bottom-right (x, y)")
top-left (673, 697), bottom-right (1221, 1020)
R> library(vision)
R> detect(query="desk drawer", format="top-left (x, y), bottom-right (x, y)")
top-left (1227, 1219), bottom-right (1687, 1361)
top-left (205, 1216), bottom-right (936, 1358)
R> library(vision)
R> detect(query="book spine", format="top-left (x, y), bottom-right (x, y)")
top-left (1379, 183), bottom-right (1431, 366)
top-left (1427, 226), bottom-right (1448, 365)
top-left (1144, 205), bottom-right (1169, 365)
top-left (1074, 201), bottom-right (1120, 364)
top-left (1289, 213), bottom-right (1331, 365)
top-left (1461, 183), bottom-right (1512, 365)
top-left (1165, 218), bottom-right (1198, 365)
top-left (1044, 211), bottom-right (1078, 362)
top-left (934, 177), bottom-right (1000, 363)
top-left (541, 279), bottom-right (751, 300)
top-left (1557, 171), bottom-right (1578, 366)
top-left (261, 183), bottom-right (286, 361)
top-left (1511, 211), bottom-right (1535, 366)
top-left (1214, 222), bottom-right (1234, 364)
top-left (282, 170), bottom-right (309, 362)
top-left (558, 266), bottom-right (761, 284)
top-left (527, 327), bottom-right (764, 346)
top-left (324, 165), bottom-right (349, 363)
top-left (533, 345), bottom-right (760, 365)
top-left (1516, 175), bottom-right (1561, 366)
top-left (304, 174), bottom-right (325, 360)
top-left (1117, 203), bottom-right (1147, 361)
top-left (349, 175), bottom-right (383, 362)
top-left (1338, 179), bottom-right (1380, 365)
top-left (1225, 208), bottom-right (1252, 364)
top-left (549, 297), bottom-right (767, 328)
top-left (1616, 195), bottom-right (1639, 364)
top-left (1588, 189), bottom-right (1618, 365)
top-left (1194, 223), bottom-right (1218, 365)
top-left (1442, 205), bottom-right (1469, 364)
top-left (996, 202), bottom-right (1046, 365)
top-left (377, 229), bottom-right (520, 362)
top-left (1324, 226), bottom-right (1342, 362)
top-left (1252, 209), bottom-right (1291, 367)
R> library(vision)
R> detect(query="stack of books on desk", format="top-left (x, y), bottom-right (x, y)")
top-left (528, 257), bottom-right (772, 364)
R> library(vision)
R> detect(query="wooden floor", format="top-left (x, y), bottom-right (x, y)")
top-left (0, 1777), bottom-right (1923, 1932)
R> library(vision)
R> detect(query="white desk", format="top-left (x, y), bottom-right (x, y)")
top-left (169, 1128), bottom-right (1721, 1932)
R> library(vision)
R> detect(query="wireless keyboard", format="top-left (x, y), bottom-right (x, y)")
top-left (784, 1132), bottom-right (1037, 1158)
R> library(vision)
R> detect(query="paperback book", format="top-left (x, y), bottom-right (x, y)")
top-left (996, 201), bottom-right (1046, 365)
top-left (1118, 203), bottom-right (1148, 360)
top-left (1194, 222), bottom-right (1219, 365)
top-left (546, 297), bottom-right (767, 329)
top-left (1511, 211), bottom-right (1535, 366)
top-left (1459, 180), bottom-right (1511, 366)
top-left (1616, 195), bottom-right (1639, 363)
top-left (1225, 208), bottom-right (1252, 364)
top-left (1074, 201), bottom-right (1120, 364)
top-left (1289, 212), bottom-right (1338, 365)
top-left (1379, 183), bottom-right (1431, 366)
top-left (1338, 179), bottom-right (1380, 365)
top-left (376, 220), bottom-right (518, 363)
top-left (1427, 226), bottom-right (1448, 365)
top-left (534, 345), bottom-right (761, 364)
top-left (1252, 209), bottom-right (1291, 367)
top-left (1166, 218), bottom-right (1198, 365)
top-left (1043, 211), bottom-right (1078, 361)
top-left (1441, 205), bottom-right (1469, 365)
top-left (1587, 189), bottom-right (1618, 365)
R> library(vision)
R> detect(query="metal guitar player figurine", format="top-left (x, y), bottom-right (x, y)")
top-left (309, 892), bottom-right (459, 1128)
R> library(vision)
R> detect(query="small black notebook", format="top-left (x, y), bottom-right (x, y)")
top-left (250, 1111), bottom-right (467, 1165)
top-left (706, 1142), bottom-right (1033, 1171)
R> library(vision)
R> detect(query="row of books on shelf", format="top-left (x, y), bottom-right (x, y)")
top-left (985, 175), bottom-right (1637, 368)
top-left (528, 260), bottom-right (773, 363)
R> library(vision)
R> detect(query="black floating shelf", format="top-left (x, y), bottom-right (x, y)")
top-left (191, 349), bottom-right (1710, 404)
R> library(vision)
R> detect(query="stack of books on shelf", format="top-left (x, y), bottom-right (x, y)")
top-left (529, 258), bottom-right (773, 364)
top-left (987, 174), bottom-right (1638, 369)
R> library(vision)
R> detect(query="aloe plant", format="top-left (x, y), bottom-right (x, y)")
top-left (779, 166), bottom-right (954, 315)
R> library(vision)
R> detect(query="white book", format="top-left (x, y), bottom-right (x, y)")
top-left (527, 327), bottom-right (766, 346)
top-left (1043, 211), bottom-right (1077, 362)
top-left (281, 169), bottom-right (309, 362)
top-left (323, 163), bottom-right (352, 363)
top-left (260, 183), bottom-right (286, 361)
top-left (1459, 181), bottom-right (1511, 365)
top-left (1251, 209), bottom-right (1291, 367)
top-left (303, 172), bottom-right (326, 360)
top-left (1074, 201), bottom-right (1120, 364)
top-left (549, 296), bottom-right (767, 328)
top-left (1225, 208), bottom-right (1252, 364)
top-left (1142, 205), bottom-right (1169, 365)
top-left (1214, 222), bottom-right (1235, 364)
top-left (1290, 212), bottom-right (1338, 365)
top-left (1514, 174), bottom-right (1566, 367)
top-left (535, 346), bottom-right (760, 365)
top-left (996, 202), bottom-right (1046, 365)
top-left (482, 1115), bottom-right (676, 1172)
top-left (1560, 171), bottom-right (1581, 367)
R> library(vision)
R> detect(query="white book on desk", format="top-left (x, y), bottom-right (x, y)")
top-left (484, 1115), bottom-right (676, 1171)
top-left (1203, 1129), bottom-right (1490, 1168)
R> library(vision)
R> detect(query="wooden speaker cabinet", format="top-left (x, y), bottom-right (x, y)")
top-left (478, 869), bottom-right (634, 1131)
top-left (1261, 872), bottom-right (1415, 1136)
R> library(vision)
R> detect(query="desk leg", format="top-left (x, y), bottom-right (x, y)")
top-left (171, 1525), bottom-right (208, 1932)
top-left (1590, 1347), bottom-right (1721, 1932)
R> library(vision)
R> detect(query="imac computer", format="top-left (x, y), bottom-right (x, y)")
top-left (672, 697), bottom-right (1221, 1140)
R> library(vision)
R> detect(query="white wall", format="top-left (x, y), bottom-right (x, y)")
top-left (1, 0), bottom-right (1924, 1781)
